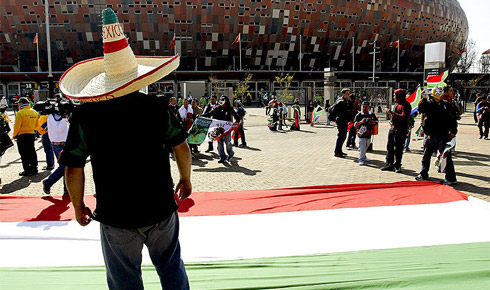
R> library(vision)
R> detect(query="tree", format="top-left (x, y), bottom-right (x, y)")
top-left (274, 73), bottom-right (295, 103)
top-left (479, 54), bottom-right (490, 73)
top-left (234, 73), bottom-right (253, 102)
top-left (454, 38), bottom-right (478, 73)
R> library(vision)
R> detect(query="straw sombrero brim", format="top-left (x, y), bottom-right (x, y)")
top-left (60, 54), bottom-right (180, 103)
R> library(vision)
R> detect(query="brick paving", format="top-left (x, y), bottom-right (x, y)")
top-left (1, 107), bottom-right (488, 202)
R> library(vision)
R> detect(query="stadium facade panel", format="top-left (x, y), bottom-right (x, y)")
top-left (0, 0), bottom-right (468, 72)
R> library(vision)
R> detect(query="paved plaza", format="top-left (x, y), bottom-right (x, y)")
top-left (1, 107), bottom-right (488, 202)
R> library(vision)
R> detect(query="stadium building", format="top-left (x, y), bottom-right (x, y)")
top-left (0, 0), bottom-right (470, 102)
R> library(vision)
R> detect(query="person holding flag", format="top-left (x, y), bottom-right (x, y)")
top-left (415, 86), bottom-right (458, 185)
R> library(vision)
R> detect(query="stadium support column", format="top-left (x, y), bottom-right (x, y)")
top-left (324, 68), bottom-right (336, 107)
top-left (424, 42), bottom-right (446, 87)
top-left (45, 0), bottom-right (54, 98)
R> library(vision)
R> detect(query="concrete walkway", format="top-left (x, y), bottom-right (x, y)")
top-left (1, 107), bottom-right (488, 202)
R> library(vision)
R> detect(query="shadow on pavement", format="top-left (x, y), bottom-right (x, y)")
top-left (0, 171), bottom-right (50, 195)
top-left (194, 161), bottom-right (261, 176)
top-left (453, 181), bottom-right (490, 198)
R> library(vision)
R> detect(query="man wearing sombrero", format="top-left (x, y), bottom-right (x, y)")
top-left (59, 9), bottom-right (191, 290)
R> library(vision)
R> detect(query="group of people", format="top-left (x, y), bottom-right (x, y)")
top-left (331, 86), bottom-right (461, 185)
top-left (168, 94), bottom-right (247, 163)
top-left (474, 93), bottom-right (490, 139)
top-left (0, 96), bottom-right (70, 193)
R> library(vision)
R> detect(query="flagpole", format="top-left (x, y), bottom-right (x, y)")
top-left (397, 39), bottom-right (400, 72)
top-left (45, 0), bottom-right (53, 97)
top-left (239, 33), bottom-right (242, 71)
top-left (352, 36), bottom-right (355, 71)
top-left (299, 34), bottom-right (302, 72)
top-left (36, 33), bottom-right (40, 72)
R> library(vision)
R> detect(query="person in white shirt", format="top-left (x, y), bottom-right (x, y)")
top-left (178, 98), bottom-right (194, 131)
top-left (42, 109), bottom-right (70, 195)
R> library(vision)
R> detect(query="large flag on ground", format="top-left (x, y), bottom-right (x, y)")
top-left (1, 181), bottom-right (490, 289)
top-left (427, 70), bottom-right (449, 88)
top-left (406, 87), bottom-right (422, 115)
top-left (187, 116), bottom-right (239, 145)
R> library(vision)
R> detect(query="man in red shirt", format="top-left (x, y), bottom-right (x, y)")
top-left (381, 89), bottom-right (412, 173)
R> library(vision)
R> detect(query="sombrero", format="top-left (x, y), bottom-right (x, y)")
top-left (59, 8), bottom-right (179, 103)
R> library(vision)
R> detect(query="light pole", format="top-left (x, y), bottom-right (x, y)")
top-left (45, 0), bottom-right (54, 97)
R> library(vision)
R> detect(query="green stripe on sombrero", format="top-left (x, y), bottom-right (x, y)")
top-left (1, 242), bottom-right (489, 290)
top-left (102, 8), bottom-right (118, 25)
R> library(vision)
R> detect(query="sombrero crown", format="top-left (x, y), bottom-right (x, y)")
top-left (59, 8), bottom-right (179, 103)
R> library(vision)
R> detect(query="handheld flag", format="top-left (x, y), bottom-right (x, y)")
top-left (310, 105), bottom-right (325, 126)
top-left (33, 34), bottom-right (38, 45)
top-left (232, 34), bottom-right (240, 47)
top-left (169, 34), bottom-right (176, 49)
top-left (406, 87), bottom-right (422, 115)
top-left (427, 70), bottom-right (448, 88)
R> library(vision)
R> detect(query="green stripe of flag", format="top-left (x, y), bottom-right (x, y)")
top-left (1, 242), bottom-right (489, 290)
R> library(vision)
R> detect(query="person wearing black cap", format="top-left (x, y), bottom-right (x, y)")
top-left (381, 89), bottom-right (411, 173)
top-left (354, 101), bottom-right (378, 165)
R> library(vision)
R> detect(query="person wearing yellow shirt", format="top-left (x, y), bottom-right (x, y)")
top-left (13, 97), bottom-right (39, 176)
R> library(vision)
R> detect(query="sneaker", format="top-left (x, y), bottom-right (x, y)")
top-left (346, 146), bottom-right (353, 150)
top-left (364, 158), bottom-right (371, 162)
top-left (342, 152), bottom-right (348, 156)
top-left (218, 159), bottom-right (226, 163)
top-left (205, 148), bottom-right (213, 152)
top-left (404, 148), bottom-right (411, 152)
top-left (238, 144), bottom-right (247, 148)
top-left (415, 174), bottom-right (428, 181)
top-left (334, 153), bottom-right (345, 158)
top-left (394, 167), bottom-right (402, 173)
top-left (480, 136), bottom-right (483, 139)
top-left (42, 180), bottom-right (51, 195)
top-left (227, 154), bottom-right (234, 162)
top-left (381, 164), bottom-right (395, 171)
top-left (443, 180), bottom-right (458, 186)
top-left (485, 137), bottom-right (489, 140)
top-left (351, 145), bottom-right (358, 150)
top-left (359, 161), bottom-right (365, 166)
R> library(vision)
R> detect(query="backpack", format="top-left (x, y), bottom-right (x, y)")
top-left (327, 103), bottom-right (337, 121)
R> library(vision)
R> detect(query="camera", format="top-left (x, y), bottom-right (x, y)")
top-left (34, 99), bottom-right (75, 116)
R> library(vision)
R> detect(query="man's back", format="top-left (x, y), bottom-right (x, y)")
top-left (61, 92), bottom-right (187, 228)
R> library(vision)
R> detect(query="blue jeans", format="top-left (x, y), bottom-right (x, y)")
top-left (100, 212), bottom-right (189, 290)
top-left (334, 122), bottom-right (348, 154)
top-left (44, 144), bottom-right (65, 189)
top-left (41, 134), bottom-right (54, 168)
top-left (218, 133), bottom-right (234, 161)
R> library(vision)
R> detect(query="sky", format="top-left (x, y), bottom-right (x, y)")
top-left (458, 0), bottom-right (490, 56)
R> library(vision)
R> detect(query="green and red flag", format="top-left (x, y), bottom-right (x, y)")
top-left (427, 70), bottom-right (449, 88)
top-left (406, 87), bottom-right (422, 115)
top-left (1, 181), bottom-right (489, 289)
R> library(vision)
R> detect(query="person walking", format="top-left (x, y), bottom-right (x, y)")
top-left (13, 97), bottom-right (39, 176)
top-left (476, 96), bottom-right (489, 139)
top-left (58, 8), bottom-right (191, 290)
top-left (0, 104), bottom-right (14, 184)
top-left (35, 105), bottom-right (55, 170)
top-left (346, 94), bottom-right (360, 150)
top-left (202, 95), bottom-right (217, 152)
top-left (233, 100), bottom-right (247, 147)
top-left (415, 87), bottom-right (458, 185)
top-left (42, 108), bottom-right (70, 195)
top-left (332, 88), bottom-right (353, 157)
top-left (212, 95), bottom-right (239, 163)
top-left (189, 99), bottom-right (202, 154)
top-left (381, 89), bottom-right (411, 173)
top-left (354, 101), bottom-right (378, 165)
